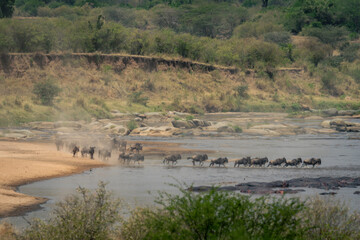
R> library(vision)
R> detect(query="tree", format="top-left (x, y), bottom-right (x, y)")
top-left (262, 0), bottom-right (268, 7)
top-left (285, 0), bottom-right (337, 33)
top-left (337, 0), bottom-right (360, 33)
top-left (33, 80), bottom-right (61, 105)
top-left (22, 182), bottom-right (122, 240)
top-left (0, 0), bottom-right (15, 18)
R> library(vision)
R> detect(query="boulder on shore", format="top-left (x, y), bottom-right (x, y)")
top-left (324, 119), bottom-right (360, 132)
top-left (171, 119), bottom-right (211, 129)
top-left (130, 126), bottom-right (182, 137)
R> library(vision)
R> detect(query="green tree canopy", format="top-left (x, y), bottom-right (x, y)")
top-left (0, 0), bottom-right (15, 18)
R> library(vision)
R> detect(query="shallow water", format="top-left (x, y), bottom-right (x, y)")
top-left (3, 129), bottom-right (360, 229)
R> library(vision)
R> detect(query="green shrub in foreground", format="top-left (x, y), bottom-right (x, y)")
top-left (21, 182), bottom-right (121, 240)
top-left (16, 183), bottom-right (360, 240)
top-left (301, 197), bottom-right (360, 240)
top-left (120, 186), bottom-right (305, 240)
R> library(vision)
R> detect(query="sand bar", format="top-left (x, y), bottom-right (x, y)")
top-left (0, 140), bottom-right (106, 218)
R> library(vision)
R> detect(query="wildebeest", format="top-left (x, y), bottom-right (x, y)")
top-left (118, 152), bottom-right (132, 163)
top-left (250, 157), bottom-right (269, 167)
top-left (130, 143), bottom-right (143, 153)
top-left (163, 154), bottom-right (182, 165)
top-left (98, 149), bottom-right (112, 161)
top-left (89, 147), bottom-right (95, 159)
top-left (267, 157), bottom-right (286, 167)
top-left (81, 147), bottom-right (95, 159)
top-left (284, 158), bottom-right (302, 167)
top-left (112, 138), bottom-right (127, 151)
top-left (234, 157), bottom-right (251, 167)
top-left (130, 154), bottom-right (145, 164)
top-left (302, 158), bottom-right (321, 167)
top-left (67, 142), bottom-right (77, 152)
top-left (188, 154), bottom-right (208, 166)
top-left (209, 157), bottom-right (228, 167)
top-left (81, 147), bottom-right (89, 157)
top-left (72, 146), bottom-right (79, 157)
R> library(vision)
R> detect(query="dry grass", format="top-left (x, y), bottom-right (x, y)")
top-left (0, 222), bottom-right (17, 240)
top-left (0, 54), bottom-right (359, 126)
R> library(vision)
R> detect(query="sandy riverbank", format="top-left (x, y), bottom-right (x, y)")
top-left (0, 140), bottom-right (107, 218)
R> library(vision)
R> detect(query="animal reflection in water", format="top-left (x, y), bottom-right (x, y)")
top-left (118, 152), bottom-right (144, 164)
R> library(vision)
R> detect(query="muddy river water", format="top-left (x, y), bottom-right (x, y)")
top-left (3, 118), bottom-right (360, 229)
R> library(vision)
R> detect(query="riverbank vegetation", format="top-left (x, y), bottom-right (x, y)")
top-left (1, 183), bottom-right (359, 239)
top-left (0, 0), bottom-right (359, 126)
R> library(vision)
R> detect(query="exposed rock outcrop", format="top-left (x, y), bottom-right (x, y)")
top-left (171, 119), bottom-right (211, 129)
top-left (130, 126), bottom-right (182, 137)
top-left (191, 177), bottom-right (360, 195)
top-left (321, 119), bottom-right (360, 132)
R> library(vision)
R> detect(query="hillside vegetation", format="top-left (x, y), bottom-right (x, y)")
top-left (0, 0), bottom-right (360, 125)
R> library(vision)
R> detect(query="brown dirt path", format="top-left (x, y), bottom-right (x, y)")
top-left (0, 140), bottom-right (107, 218)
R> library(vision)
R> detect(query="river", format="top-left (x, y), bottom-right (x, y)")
top-left (2, 118), bottom-right (360, 229)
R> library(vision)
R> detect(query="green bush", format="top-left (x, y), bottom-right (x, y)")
top-left (264, 31), bottom-right (291, 46)
top-left (244, 41), bottom-right (282, 69)
top-left (32, 80), bottom-right (61, 106)
top-left (188, 104), bottom-right (204, 115)
top-left (236, 85), bottom-right (249, 98)
top-left (302, 197), bottom-right (360, 240)
top-left (127, 120), bottom-right (138, 131)
top-left (302, 26), bottom-right (349, 47)
top-left (120, 186), bottom-right (305, 240)
top-left (299, 38), bottom-right (332, 66)
top-left (233, 21), bottom-right (284, 39)
top-left (233, 125), bottom-right (243, 133)
top-left (185, 115), bottom-right (194, 121)
top-left (321, 71), bottom-right (342, 96)
top-left (348, 68), bottom-right (360, 84)
top-left (21, 182), bottom-right (121, 240)
top-left (128, 91), bottom-right (149, 106)
top-left (15, 183), bottom-right (360, 240)
top-left (341, 43), bottom-right (360, 62)
top-left (23, 103), bottom-right (32, 112)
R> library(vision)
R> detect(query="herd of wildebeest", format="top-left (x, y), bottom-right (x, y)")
top-left (55, 137), bottom-right (321, 168)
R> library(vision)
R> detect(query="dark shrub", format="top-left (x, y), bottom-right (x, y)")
top-left (321, 71), bottom-right (342, 96)
top-left (341, 43), bottom-right (360, 62)
top-left (236, 85), bottom-right (249, 98)
top-left (302, 26), bottom-right (349, 47)
top-left (32, 80), bottom-right (61, 105)
top-left (264, 31), bottom-right (291, 46)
